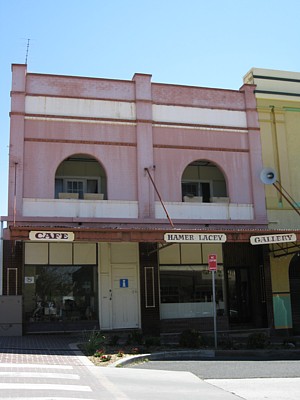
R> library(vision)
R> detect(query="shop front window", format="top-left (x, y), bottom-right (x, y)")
top-left (160, 265), bottom-right (224, 319)
top-left (24, 265), bottom-right (98, 323)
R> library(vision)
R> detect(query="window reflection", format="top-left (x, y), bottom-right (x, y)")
top-left (160, 265), bottom-right (225, 318)
top-left (24, 265), bottom-right (98, 323)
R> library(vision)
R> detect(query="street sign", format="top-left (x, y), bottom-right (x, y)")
top-left (208, 254), bottom-right (217, 271)
top-left (208, 253), bottom-right (218, 349)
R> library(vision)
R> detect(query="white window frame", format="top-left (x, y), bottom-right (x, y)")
top-left (182, 180), bottom-right (213, 198)
top-left (56, 176), bottom-right (101, 195)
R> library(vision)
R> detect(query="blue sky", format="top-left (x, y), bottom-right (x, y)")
top-left (1, 0), bottom-right (300, 218)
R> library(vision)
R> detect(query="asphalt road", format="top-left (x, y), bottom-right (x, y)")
top-left (127, 358), bottom-right (300, 400)
top-left (127, 358), bottom-right (300, 379)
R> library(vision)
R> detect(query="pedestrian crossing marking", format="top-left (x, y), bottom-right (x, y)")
top-left (0, 383), bottom-right (92, 391)
top-left (0, 363), bottom-right (73, 369)
top-left (0, 398), bottom-right (95, 400)
top-left (0, 371), bottom-right (79, 379)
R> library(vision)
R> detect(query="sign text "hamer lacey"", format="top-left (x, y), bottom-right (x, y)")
top-left (164, 233), bottom-right (226, 243)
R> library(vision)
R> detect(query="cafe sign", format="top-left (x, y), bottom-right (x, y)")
top-left (250, 233), bottom-right (296, 245)
top-left (164, 233), bottom-right (227, 243)
top-left (29, 231), bottom-right (75, 241)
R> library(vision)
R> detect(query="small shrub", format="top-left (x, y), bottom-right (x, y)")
top-left (144, 336), bottom-right (161, 348)
top-left (247, 332), bottom-right (268, 349)
top-left (131, 347), bottom-right (140, 354)
top-left (82, 329), bottom-right (106, 355)
top-left (94, 348), bottom-right (105, 357)
top-left (109, 335), bottom-right (120, 346)
top-left (200, 334), bottom-right (214, 348)
top-left (117, 350), bottom-right (124, 357)
top-left (126, 330), bottom-right (144, 345)
top-left (179, 329), bottom-right (202, 348)
top-left (100, 354), bottom-right (111, 362)
top-left (219, 335), bottom-right (236, 350)
top-left (283, 340), bottom-right (297, 348)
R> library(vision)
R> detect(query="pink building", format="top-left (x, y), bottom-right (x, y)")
top-left (1, 64), bottom-right (274, 336)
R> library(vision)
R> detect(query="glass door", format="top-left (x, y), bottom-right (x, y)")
top-left (227, 267), bottom-right (251, 323)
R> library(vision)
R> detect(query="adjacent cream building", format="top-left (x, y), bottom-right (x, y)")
top-left (244, 68), bottom-right (300, 334)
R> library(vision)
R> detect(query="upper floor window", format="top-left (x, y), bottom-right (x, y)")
top-left (55, 177), bottom-right (100, 199)
top-left (55, 154), bottom-right (107, 200)
top-left (182, 160), bottom-right (228, 203)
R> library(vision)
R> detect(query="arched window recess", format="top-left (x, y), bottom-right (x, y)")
top-left (181, 160), bottom-right (228, 203)
top-left (54, 154), bottom-right (107, 200)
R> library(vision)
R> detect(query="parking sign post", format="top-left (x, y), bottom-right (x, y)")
top-left (208, 254), bottom-right (217, 349)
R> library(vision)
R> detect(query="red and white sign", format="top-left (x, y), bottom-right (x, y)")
top-left (208, 254), bottom-right (217, 271)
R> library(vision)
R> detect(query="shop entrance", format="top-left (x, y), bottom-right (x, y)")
top-left (223, 243), bottom-right (268, 329)
top-left (227, 267), bottom-right (251, 324)
top-left (111, 265), bottom-right (139, 329)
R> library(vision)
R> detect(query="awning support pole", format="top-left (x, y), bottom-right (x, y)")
top-left (144, 167), bottom-right (174, 228)
top-left (273, 181), bottom-right (300, 217)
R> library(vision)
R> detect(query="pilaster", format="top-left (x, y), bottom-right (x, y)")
top-left (240, 84), bottom-right (267, 223)
top-left (132, 74), bottom-right (155, 219)
top-left (8, 64), bottom-right (27, 219)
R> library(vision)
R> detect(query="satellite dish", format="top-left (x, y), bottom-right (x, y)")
top-left (260, 168), bottom-right (277, 185)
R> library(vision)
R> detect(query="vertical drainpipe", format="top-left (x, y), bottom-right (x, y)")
top-left (270, 106), bottom-right (282, 204)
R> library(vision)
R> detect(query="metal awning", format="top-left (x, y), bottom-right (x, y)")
top-left (6, 224), bottom-right (300, 246)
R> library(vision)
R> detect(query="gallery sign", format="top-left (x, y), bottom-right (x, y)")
top-left (29, 231), bottom-right (75, 241)
top-left (250, 233), bottom-right (296, 245)
top-left (164, 233), bottom-right (227, 243)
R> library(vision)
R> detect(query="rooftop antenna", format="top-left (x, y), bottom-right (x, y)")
top-left (25, 39), bottom-right (30, 64)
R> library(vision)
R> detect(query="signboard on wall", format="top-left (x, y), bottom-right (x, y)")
top-left (24, 276), bottom-right (35, 284)
top-left (250, 233), bottom-right (296, 245)
top-left (164, 232), bottom-right (226, 243)
top-left (29, 231), bottom-right (75, 241)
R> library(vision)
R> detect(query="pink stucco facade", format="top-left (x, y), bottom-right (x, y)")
top-left (7, 64), bottom-right (267, 230)
top-left (2, 64), bottom-right (276, 337)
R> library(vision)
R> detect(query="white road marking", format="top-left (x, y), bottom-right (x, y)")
top-left (0, 383), bottom-right (92, 391)
top-left (0, 371), bottom-right (79, 379)
top-left (0, 363), bottom-right (73, 369)
top-left (0, 398), bottom-right (95, 400)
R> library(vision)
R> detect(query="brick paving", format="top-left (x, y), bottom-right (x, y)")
top-left (0, 334), bottom-right (85, 365)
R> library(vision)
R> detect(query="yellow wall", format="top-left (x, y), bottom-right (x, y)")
top-left (244, 68), bottom-right (300, 331)
top-left (270, 254), bottom-right (291, 293)
top-left (256, 98), bottom-right (300, 229)
top-left (25, 242), bottom-right (97, 265)
top-left (159, 243), bottom-right (223, 265)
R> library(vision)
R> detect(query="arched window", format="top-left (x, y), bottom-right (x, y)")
top-left (54, 154), bottom-right (107, 199)
top-left (181, 160), bottom-right (228, 203)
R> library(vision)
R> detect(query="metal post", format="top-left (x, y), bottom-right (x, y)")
top-left (212, 270), bottom-right (217, 349)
